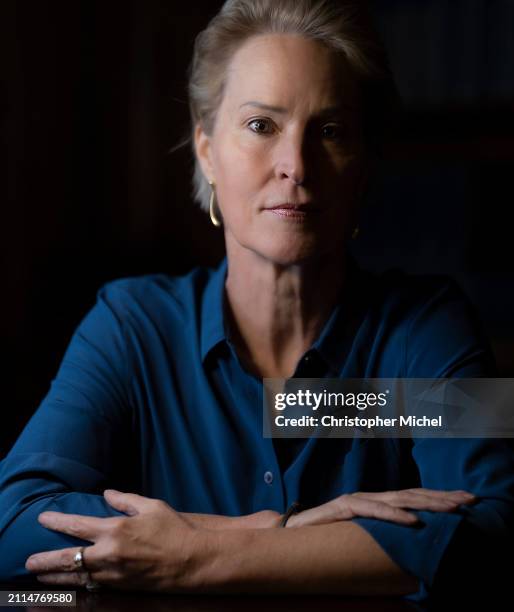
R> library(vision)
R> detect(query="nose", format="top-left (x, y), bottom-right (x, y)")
top-left (274, 128), bottom-right (307, 186)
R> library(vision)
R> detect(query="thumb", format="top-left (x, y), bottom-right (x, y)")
top-left (103, 489), bottom-right (149, 516)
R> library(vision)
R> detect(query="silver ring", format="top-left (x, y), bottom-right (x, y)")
top-left (73, 547), bottom-right (85, 569)
top-left (74, 547), bottom-right (102, 591)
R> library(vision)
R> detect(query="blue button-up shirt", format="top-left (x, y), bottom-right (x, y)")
top-left (1, 257), bottom-right (513, 601)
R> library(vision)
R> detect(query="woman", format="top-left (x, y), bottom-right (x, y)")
top-left (0, 0), bottom-right (512, 603)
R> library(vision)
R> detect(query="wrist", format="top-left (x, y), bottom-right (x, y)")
top-left (179, 510), bottom-right (281, 530)
top-left (198, 526), bottom-right (279, 592)
top-left (187, 527), bottom-right (244, 591)
top-left (173, 527), bottom-right (221, 591)
top-left (243, 510), bottom-right (282, 529)
top-left (279, 502), bottom-right (303, 527)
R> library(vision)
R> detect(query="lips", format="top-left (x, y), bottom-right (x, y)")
top-left (265, 203), bottom-right (320, 219)
top-left (266, 203), bottom-right (317, 211)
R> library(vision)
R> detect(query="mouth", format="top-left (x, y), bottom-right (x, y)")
top-left (264, 202), bottom-right (321, 219)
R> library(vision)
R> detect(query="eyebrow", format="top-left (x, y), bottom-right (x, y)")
top-left (239, 101), bottom-right (358, 116)
top-left (239, 101), bottom-right (287, 113)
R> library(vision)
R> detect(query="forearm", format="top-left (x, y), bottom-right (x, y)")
top-left (189, 521), bottom-right (419, 596)
top-left (180, 510), bottom-right (281, 530)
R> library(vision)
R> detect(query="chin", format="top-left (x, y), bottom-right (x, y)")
top-left (251, 239), bottom-right (328, 267)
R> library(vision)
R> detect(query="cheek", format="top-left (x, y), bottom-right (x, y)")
top-left (213, 137), bottom-right (269, 208)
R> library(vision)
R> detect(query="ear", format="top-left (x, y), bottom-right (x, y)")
top-left (194, 122), bottom-right (215, 182)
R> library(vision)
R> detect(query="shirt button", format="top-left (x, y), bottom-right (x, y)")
top-left (264, 471), bottom-right (274, 484)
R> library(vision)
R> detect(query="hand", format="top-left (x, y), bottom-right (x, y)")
top-left (25, 489), bottom-right (207, 592)
top-left (285, 488), bottom-right (477, 528)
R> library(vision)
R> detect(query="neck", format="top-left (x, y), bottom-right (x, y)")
top-left (224, 240), bottom-right (347, 378)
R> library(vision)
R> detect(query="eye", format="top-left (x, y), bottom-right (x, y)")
top-left (247, 118), bottom-right (274, 135)
top-left (321, 123), bottom-right (346, 141)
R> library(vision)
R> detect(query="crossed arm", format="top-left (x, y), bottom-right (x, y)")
top-left (8, 283), bottom-right (506, 595)
top-left (23, 487), bottom-right (476, 595)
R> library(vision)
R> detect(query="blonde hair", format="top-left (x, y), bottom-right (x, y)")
top-left (187, 0), bottom-right (396, 211)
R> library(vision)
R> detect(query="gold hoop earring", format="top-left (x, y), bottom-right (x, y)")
top-left (208, 180), bottom-right (221, 228)
top-left (352, 226), bottom-right (360, 240)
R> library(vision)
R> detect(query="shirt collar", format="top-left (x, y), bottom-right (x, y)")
top-left (200, 257), bottom-right (229, 363)
top-left (200, 254), bottom-right (374, 371)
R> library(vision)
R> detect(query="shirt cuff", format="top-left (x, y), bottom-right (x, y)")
top-left (353, 510), bottom-right (463, 602)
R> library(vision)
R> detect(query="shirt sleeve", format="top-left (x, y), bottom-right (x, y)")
top-left (0, 282), bottom-right (136, 581)
top-left (352, 278), bottom-right (514, 602)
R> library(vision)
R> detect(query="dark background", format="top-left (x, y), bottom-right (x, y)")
top-left (2, 0), bottom-right (513, 457)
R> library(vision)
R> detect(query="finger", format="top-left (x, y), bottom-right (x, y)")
top-left (407, 488), bottom-right (477, 502)
top-left (356, 491), bottom-right (459, 512)
top-left (103, 490), bottom-right (143, 516)
top-left (352, 488), bottom-right (476, 501)
top-left (26, 543), bottom-right (102, 575)
top-left (37, 571), bottom-right (89, 586)
top-left (399, 489), bottom-right (476, 510)
top-left (346, 496), bottom-right (419, 525)
top-left (287, 496), bottom-right (419, 528)
top-left (37, 512), bottom-right (113, 541)
top-left (103, 490), bottom-right (158, 515)
top-left (395, 489), bottom-right (478, 510)
top-left (26, 547), bottom-right (82, 574)
top-left (352, 489), bottom-right (477, 509)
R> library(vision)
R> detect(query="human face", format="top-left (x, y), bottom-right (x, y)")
top-left (195, 34), bottom-right (367, 266)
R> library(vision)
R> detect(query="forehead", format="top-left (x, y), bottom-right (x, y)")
top-left (222, 34), bottom-right (361, 112)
